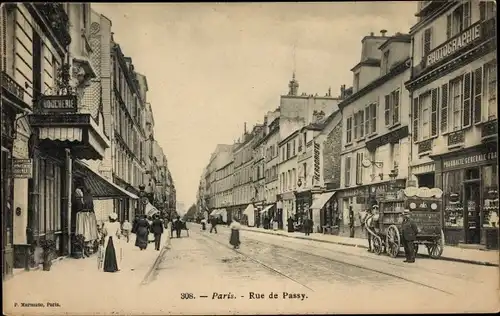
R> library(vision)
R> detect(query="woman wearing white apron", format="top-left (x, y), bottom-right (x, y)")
top-left (102, 212), bottom-right (122, 272)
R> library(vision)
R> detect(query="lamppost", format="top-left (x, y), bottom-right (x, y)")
top-left (138, 184), bottom-right (147, 216)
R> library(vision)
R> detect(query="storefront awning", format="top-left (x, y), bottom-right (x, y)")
top-left (210, 209), bottom-right (219, 216)
top-left (243, 204), bottom-right (254, 215)
top-left (310, 191), bottom-right (336, 210)
top-left (260, 204), bottom-right (274, 214)
top-left (73, 160), bottom-right (139, 200)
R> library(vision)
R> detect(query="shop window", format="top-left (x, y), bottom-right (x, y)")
top-left (443, 170), bottom-right (464, 228)
top-left (482, 165), bottom-right (499, 228)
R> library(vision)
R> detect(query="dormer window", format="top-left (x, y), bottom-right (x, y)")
top-left (354, 73), bottom-right (360, 92)
top-left (382, 50), bottom-right (390, 75)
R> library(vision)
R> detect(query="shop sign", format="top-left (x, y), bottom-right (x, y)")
top-left (12, 159), bottom-right (33, 178)
top-left (341, 187), bottom-right (368, 198)
top-left (425, 22), bottom-right (481, 69)
top-left (443, 151), bottom-right (497, 170)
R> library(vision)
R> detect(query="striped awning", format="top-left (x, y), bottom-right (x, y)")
top-left (73, 160), bottom-right (139, 200)
top-left (39, 127), bottom-right (83, 142)
top-left (310, 191), bottom-right (336, 210)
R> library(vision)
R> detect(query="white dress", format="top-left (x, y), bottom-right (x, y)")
top-left (102, 221), bottom-right (122, 271)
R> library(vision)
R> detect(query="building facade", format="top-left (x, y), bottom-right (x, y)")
top-left (405, 0), bottom-right (497, 249)
top-left (110, 42), bottom-right (147, 221)
top-left (338, 30), bottom-right (413, 238)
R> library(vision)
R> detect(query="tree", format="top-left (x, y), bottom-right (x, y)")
top-left (182, 204), bottom-right (197, 222)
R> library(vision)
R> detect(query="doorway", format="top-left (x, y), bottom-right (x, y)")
top-left (417, 172), bottom-right (435, 188)
top-left (464, 182), bottom-right (481, 244)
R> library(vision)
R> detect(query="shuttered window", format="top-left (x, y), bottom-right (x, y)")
top-left (431, 88), bottom-right (439, 137)
top-left (353, 112), bottom-right (359, 140)
top-left (370, 103), bottom-right (377, 134)
top-left (393, 89), bottom-right (400, 125)
top-left (364, 107), bottom-right (370, 135)
top-left (359, 110), bottom-right (364, 137)
top-left (344, 156), bottom-right (351, 187)
top-left (450, 76), bottom-right (464, 131)
top-left (462, 72), bottom-right (472, 128)
top-left (441, 83), bottom-right (449, 133)
top-left (420, 92), bottom-right (431, 140)
top-left (423, 28), bottom-right (432, 56)
top-left (346, 117), bottom-right (352, 144)
top-left (413, 97), bottom-right (419, 140)
top-left (355, 152), bottom-right (364, 185)
top-left (473, 67), bottom-right (483, 124)
top-left (485, 61), bottom-right (497, 120)
top-left (384, 95), bottom-right (391, 126)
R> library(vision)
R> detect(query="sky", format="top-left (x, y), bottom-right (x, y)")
top-left (92, 2), bottom-right (418, 207)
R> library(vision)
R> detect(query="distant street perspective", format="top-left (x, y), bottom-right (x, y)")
top-left (1, 1), bottom-right (499, 315)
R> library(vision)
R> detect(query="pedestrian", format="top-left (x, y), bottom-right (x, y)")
top-left (201, 218), bottom-right (207, 231)
top-left (401, 209), bottom-right (418, 263)
top-left (174, 216), bottom-right (183, 238)
top-left (131, 214), bottom-right (139, 234)
top-left (101, 212), bottom-right (122, 273)
top-left (135, 214), bottom-right (150, 250)
top-left (121, 219), bottom-right (132, 243)
top-left (303, 217), bottom-right (310, 236)
top-left (348, 207), bottom-right (355, 238)
top-left (210, 216), bottom-right (218, 234)
top-left (229, 219), bottom-right (241, 249)
top-left (151, 214), bottom-right (164, 251)
top-left (287, 216), bottom-right (294, 233)
top-left (363, 206), bottom-right (374, 252)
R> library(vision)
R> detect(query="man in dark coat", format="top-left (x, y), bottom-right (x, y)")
top-left (401, 210), bottom-right (419, 263)
top-left (131, 214), bottom-right (139, 234)
top-left (151, 214), bottom-right (164, 251)
top-left (287, 217), bottom-right (294, 233)
top-left (174, 216), bottom-right (183, 238)
top-left (210, 216), bottom-right (218, 234)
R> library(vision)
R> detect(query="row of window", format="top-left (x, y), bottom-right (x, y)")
top-left (265, 187), bottom-right (279, 202)
top-left (280, 132), bottom-right (310, 162)
top-left (233, 164), bottom-right (252, 187)
top-left (234, 145), bottom-right (253, 168)
top-left (414, 61), bottom-right (496, 142)
top-left (215, 164), bottom-right (233, 182)
top-left (345, 102), bottom-right (379, 145)
top-left (113, 56), bottom-right (144, 132)
top-left (113, 144), bottom-right (144, 188)
top-left (114, 98), bottom-right (143, 159)
top-left (233, 185), bottom-right (253, 205)
top-left (280, 168), bottom-right (297, 193)
top-left (265, 143), bottom-right (279, 162)
top-left (265, 165), bottom-right (279, 183)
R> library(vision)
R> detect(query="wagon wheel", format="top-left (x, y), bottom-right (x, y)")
top-left (427, 229), bottom-right (444, 259)
top-left (386, 225), bottom-right (401, 258)
top-left (372, 235), bottom-right (383, 255)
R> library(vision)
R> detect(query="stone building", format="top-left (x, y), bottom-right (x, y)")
top-left (337, 30), bottom-right (413, 238)
top-left (405, 0), bottom-right (497, 249)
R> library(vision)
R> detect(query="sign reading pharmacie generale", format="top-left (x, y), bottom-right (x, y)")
top-left (443, 150), bottom-right (497, 170)
top-left (425, 22), bottom-right (482, 69)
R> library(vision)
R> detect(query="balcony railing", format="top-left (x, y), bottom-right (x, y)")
top-left (448, 130), bottom-right (465, 147)
top-left (33, 3), bottom-right (71, 47)
top-left (418, 139), bottom-right (432, 154)
top-left (481, 120), bottom-right (498, 142)
top-left (1, 71), bottom-right (25, 102)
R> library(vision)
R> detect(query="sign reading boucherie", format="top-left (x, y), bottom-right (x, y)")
top-left (426, 22), bottom-right (481, 68)
top-left (12, 159), bottom-right (33, 178)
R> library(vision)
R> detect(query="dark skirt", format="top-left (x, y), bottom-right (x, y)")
top-left (136, 227), bottom-right (149, 250)
top-left (103, 237), bottom-right (118, 273)
top-left (229, 229), bottom-right (240, 247)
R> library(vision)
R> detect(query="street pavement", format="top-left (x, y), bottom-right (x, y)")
top-left (3, 225), bottom-right (499, 315)
top-left (238, 224), bottom-right (500, 266)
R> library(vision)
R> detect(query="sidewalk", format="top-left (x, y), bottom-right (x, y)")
top-left (237, 225), bottom-right (499, 266)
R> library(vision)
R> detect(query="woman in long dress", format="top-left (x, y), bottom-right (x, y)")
top-left (229, 219), bottom-right (241, 249)
top-left (135, 214), bottom-right (150, 250)
top-left (102, 212), bottom-right (122, 272)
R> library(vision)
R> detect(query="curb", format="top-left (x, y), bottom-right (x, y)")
top-left (239, 227), bottom-right (499, 267)
top-left (141, 243), bottom-right (170, 285)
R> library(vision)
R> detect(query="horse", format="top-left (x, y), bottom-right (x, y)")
top-left (360, 210), bottom-right (380, 252)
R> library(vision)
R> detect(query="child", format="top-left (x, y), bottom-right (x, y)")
top-left (122, 220), bottom-right (132, 243)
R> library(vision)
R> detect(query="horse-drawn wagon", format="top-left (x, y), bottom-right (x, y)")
top-left (365, 186), bottom-right (445, 259)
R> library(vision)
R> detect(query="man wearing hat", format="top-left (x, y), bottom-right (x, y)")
top-left (401, 209), bottom-right (418, 263)
top-left (364, 204), bottom-right (378, 252)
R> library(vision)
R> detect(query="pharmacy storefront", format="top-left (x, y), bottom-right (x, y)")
top-left (435, 144), bottom-right (498, 249)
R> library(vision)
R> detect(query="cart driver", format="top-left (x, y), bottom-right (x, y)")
top-left (365, 204), bottom-right (379, 252)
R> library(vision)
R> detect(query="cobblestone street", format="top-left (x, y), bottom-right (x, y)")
top-left (5, 227), bottom-right (498, 315)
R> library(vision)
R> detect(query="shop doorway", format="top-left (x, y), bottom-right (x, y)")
top-left (464, 181), bottom-right (481, 244)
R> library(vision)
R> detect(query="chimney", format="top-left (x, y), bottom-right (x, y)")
top-left (264, 115), bottom-right (268, 125)
top-left (340, 84), bottom-right (346, 98)
top-left (244, 122), bottom-right (247, 135)
top-left (313, 110), bottom-right (326, 123)
top-left (380, 29), bottom-right (387, 37)
top-left (370, 32), bottom-right (374, 36)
